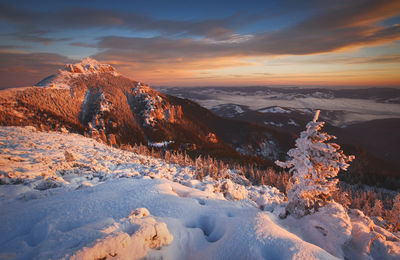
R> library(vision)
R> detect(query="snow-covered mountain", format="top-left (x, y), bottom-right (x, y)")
top-left (0, 58), bottom-right (286, 163)
top-left (1, 126), bottom-right (399, 259)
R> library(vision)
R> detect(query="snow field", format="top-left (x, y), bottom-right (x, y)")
top-left (0, 126), bottom-right (399, 259)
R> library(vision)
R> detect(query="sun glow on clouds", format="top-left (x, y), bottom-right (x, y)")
top-left (107, 48), bottom-right (400, 87)
top-left (0, 0), bottom-right (399, 88)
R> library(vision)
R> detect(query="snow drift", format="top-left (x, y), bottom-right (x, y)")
top-left (0, 126), bottom-right (399, 259)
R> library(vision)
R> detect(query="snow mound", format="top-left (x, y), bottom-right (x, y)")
top-left (280, 202), bottom-right (400, 259)
top-left (70, 208), bottom-right (173, 260)
top-left (344, 209), bottom-right (400, 260)
top-left (255, 213), bottom-right (338, 259)
top-left (288, 202), bottom-right (352, 258)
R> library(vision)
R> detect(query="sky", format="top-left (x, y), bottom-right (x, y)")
top-left (0, 0), bottom-right (400, 88)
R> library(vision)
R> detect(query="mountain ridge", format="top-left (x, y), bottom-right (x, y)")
top-left (0, 58), bottom-right (284, 165)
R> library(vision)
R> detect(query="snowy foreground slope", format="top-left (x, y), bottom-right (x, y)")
top-left (0, 127), bottom-right (399, 259)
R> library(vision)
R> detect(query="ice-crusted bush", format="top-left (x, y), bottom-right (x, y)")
top-left (389, 194), bottom-right (400, 231)
top-left (276, 110), bottom-right (354, 217)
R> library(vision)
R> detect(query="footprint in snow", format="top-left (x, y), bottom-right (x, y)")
top-left (196, 198), bottom-right (206, 205)
top-left (185, 215), bottom-right (225, 243)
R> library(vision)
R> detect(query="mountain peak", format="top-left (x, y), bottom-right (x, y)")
top-left (35, 57), bottom-right (119, 89)
top-left (63, 57), bottom-right (117, 74)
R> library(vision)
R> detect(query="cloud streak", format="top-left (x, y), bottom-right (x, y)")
top-left (93, 0), bottom-right (400, 67)
top-left (0, 0), bottom-right (399, 87)
top-left (0, 3), bottom-right (259, 41)
top-left (2, 0), bottom-right (399, 55)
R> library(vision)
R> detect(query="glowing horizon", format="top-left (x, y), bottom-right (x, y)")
top-left (0, 0), bottom-right (399, 88)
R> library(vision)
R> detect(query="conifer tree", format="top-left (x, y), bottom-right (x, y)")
top-left (276, 110), bottom-right (355, 217)
top-left (389, 194), bottom-right (400, 231)
top-left (363, 202), bottom-right (372, 215)
top-left (371, 200), bottom-right (383, 217)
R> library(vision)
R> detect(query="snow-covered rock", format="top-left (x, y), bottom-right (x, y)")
top-left (130, 82), bottom-right (183, 126)
top-left (64, 57), bottom-right (117, 75)
top-left (35, 58), bottom-right (119, 90)
top-left (218, 179), bottom-right (248, 200)
top-left (70, 208), bottom-right (173, 260)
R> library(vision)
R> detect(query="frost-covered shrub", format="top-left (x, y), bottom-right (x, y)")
top-left (218, 179), bottom-right (248, 200)
top-left (389, 194), bottom-right (400, 231)
top-left (276, 110), bottom-right (354, 217)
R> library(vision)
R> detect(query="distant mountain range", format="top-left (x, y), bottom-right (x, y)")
top-left (157, 86), bottom-right (400, 189)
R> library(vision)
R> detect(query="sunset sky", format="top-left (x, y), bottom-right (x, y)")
top-left (1, 0), bottom-right (400, 88)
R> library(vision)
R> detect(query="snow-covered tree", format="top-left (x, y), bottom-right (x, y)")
top-left (276, 110), bottom-right (354, 217)
top-left (371, 200), bottom-right (383, 217)
top-left (363, 202), bottom-right (372, 215)
top-left (389, 194), bottom-right (400, 231)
